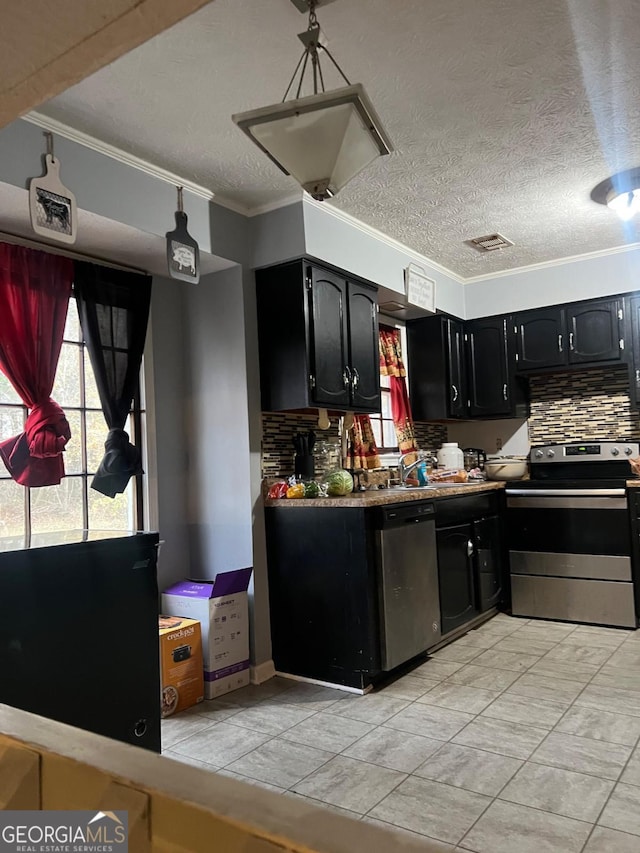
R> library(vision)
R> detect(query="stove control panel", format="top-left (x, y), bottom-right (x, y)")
top-left (530, 441), bottom-right (639, 464)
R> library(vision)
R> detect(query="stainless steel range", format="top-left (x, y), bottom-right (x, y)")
top-left (505, 441), bottom-right (639, 628)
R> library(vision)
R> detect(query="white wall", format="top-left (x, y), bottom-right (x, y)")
top-left (446, 419), bottom-right (530, 457)
top-left (464, 247), bottom-right (640, 319)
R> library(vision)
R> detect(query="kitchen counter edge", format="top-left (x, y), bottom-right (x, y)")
top-left (263, 480), bottom-right (505, 508)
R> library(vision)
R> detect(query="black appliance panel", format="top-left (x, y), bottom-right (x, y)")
top-left (530, 462), bottom-right (633, 481)
top-left (506, 504), bottom-right (631, 556)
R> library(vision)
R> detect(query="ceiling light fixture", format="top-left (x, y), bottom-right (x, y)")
top-left (591, 168), bottom-right (640, 221)
top-left (232, 0), bottom-right (393, 201)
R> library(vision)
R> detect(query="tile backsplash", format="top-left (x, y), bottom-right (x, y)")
top-left (261, 413), bottom-right (446, 478)
top-left (261, 367), bottom-right (637, 478)
top-left (414, 421), bottom-right (448, 452)
top-left (528, 366), bottom-right (640, 443)
top-left (261, 412), bottom-right (341, 478)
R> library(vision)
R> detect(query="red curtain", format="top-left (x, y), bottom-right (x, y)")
top-left (347, 413), bottom-right (381, 470)
top-left (0, 243), bottom-right (73, 486)
top-left (379, 327), bottom-right (417, 453)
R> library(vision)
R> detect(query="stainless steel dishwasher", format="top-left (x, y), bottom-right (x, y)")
top-left (374, 501), bottom-right (441, 670)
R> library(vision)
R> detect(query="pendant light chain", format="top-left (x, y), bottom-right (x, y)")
top-left (307, 0), bottom-right (318, 30)
top-left (281, 0), bottom-right (351, 102)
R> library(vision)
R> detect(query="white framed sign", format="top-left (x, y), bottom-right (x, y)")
top-left (404, 264), bottom-right (436, 312)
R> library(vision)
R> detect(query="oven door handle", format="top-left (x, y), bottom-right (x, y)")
top-left (505, 489), bottom-right (625, 498)
top-left (505, 488), bottom-right (626, 497)
top-left (506, 491), bottom-right (627, 510)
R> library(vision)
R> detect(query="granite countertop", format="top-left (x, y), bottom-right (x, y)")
top-left (264, 480), bottom-right (504, 508)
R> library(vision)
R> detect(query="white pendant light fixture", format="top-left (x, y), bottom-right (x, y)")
top-left (592, 168), bottom-right (640, 221)
top-left (232, 0), bottom-right (393, 201)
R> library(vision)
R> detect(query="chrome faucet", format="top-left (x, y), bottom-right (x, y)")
top-left (399, 451), bottom-right (429, 486)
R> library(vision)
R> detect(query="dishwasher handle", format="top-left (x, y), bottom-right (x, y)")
top-left (378, 502), bottom-right (435, 529)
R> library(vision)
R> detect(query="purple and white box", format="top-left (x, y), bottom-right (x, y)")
top-left (162, 568), bottom-right (252, 699)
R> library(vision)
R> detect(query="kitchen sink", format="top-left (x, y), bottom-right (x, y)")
top-left (386, 482), bottom-right (481, 491)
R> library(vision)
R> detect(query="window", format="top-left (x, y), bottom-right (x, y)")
top-left (369, 322), bottom-right (408, 454)
top-left (0, 299), bottom-right (145, 540)
top-left (369, 373), bottom-right (397, 452)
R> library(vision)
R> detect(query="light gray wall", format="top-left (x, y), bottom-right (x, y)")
top-left (464, 247), bottom-right (640, 319)
top-left (240, 264), bottom-right (273, 666)
top-left (0, 118), bottom-right (251, 262)
top-left (150, 266), bottom-right (272, 668)
top-left (183, 267), bottom-right (253, 577)
top-left (252, 202), bottom-right (306, 269)
top-left (147, 276), bottom-right (190, 594)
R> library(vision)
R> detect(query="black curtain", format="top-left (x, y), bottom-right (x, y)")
top-left (74, 262), bottom-right (152, 498)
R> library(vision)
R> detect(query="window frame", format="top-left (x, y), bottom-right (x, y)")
top-left (0, 296), bottom-right (145, 542)
top-left (370, 320), bottom-right (409, 455)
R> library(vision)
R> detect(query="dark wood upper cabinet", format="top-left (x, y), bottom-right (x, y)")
top-left (567, 299), bottom-right (623, 364)
top-left (466, 317), bottom-right (512, 417)
top-left (309, 267), bottom-right (350, 408)
top-left (256, 259), bottom-right (380, 413)
top-left (407, 316), bottom-right (467, 420)
top-left (447, 319), bottom-right (467, 418)
top-left (629, 295), bottom-right (640, 407)
top-left (515, 298), bottom-right (624, 372)
top-left (514, 308), bottom-right (566, 371)
top-left (407, 314), bottom-right (525, 420)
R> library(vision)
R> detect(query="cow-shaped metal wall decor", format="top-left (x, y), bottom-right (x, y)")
top-left (166, 187), bottom-right (200, 283)
top-left (28, 133), bottom-right (77, 244)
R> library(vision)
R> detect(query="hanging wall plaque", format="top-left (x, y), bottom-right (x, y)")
top-left (166, 187), bottom-right (200, 283)
top-left (28, 133), bottom-right (77, 244)
top-left (404, 263), bottom-right (435, 313)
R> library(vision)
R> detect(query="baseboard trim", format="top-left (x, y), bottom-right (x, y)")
top-left (274, 671), bottom-right (368, 695)
top-left (250, 659), bottom-right (276, 685)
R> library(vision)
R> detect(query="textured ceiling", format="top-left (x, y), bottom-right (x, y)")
top-left (37, 0), bottom-right (640, 278)
top-left (0, 0), bottom-right (213, 128)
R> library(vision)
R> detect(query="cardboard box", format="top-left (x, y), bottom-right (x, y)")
top-left (162, 568), bottom-right (252, 699)
top-left (158, 616), bottom-right (204, 717)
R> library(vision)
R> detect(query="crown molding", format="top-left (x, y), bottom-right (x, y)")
top-left (246, 193), bottom-right (303, 217)
top-left (23, 111), bottom-right (216, 202)
top-left (302, 196), bottom-right (465, 284)
top-left (19, 113), bottom-right (640, 283)
top-left (463, 241), bottom-right (640, 283)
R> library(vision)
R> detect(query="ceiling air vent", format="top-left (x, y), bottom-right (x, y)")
top-left (466, 233), bottom-right (514, 252)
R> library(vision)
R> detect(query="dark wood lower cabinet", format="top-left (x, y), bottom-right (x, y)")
top-left (265, 493), bottom-right (507, 687)
top-left (435, 493), bottom-right (505, 637)
top-left (437, 522), bottom-right (480, 635)
top-left (265, 506), bottom-right (381, 689)
top-left (475, 514), bottom-right (503, 611)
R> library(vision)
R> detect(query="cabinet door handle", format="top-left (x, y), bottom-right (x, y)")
top-left (503, 383), bottom-right (508, 401)
top-left (636, 369), bottom-right (640, 383)
top-left (343, 366), bottom-right (352, 388)
top-left (352, 367), bottom-right (360, 390)
top-left (569, 332), bottom-right (574, 351)
top-left (452, 384), bottom-right (458, 402)
top-left (467, 539), bottom-right (474, 558)
top-left (558, 334), bottom-right (563, 353)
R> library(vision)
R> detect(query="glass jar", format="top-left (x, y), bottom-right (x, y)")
top-left (314, 439), bottom-right (341, 480)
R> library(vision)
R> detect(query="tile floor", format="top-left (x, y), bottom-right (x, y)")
top-left (162, 614), bottom-right (640, 851)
